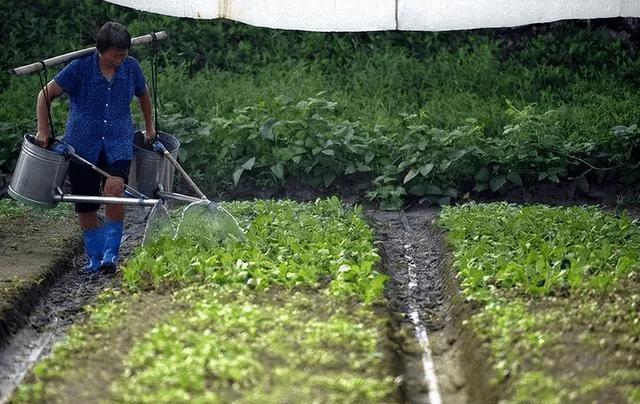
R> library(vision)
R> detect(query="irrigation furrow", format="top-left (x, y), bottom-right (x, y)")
top-left (370, 207), bottom-right (462, 404)
top-left (0, 263), bottom-right (119, 402)
top-left (404, 242), bottom-right (442, 403)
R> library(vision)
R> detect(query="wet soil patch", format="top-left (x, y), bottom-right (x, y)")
top-left (473, 182), bottom-right (640, 212)
top-left (368, 207), bottom-right (476, 403)
top-left (10, 290), bottom-right (176, 404)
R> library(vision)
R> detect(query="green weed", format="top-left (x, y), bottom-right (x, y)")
top-left (0, 198), bottom-right (72, 220)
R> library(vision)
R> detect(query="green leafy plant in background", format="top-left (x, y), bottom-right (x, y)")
top-left (159, 92), bottom-right (640, 210)
top-left (2, 1), bottom-right (640, 207)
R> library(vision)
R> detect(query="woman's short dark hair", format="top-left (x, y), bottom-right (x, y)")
top-left (96, 22), bottom-right (131, 53)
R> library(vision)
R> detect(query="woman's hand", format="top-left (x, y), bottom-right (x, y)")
top-left (35, 130), bottom-right (51, 148)
top-left (144, 127), bottom-right (156, 144)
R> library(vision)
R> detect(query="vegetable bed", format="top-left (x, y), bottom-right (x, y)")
top-left (12, 198), bottom-right (397, 403)
top-left (440, 202), bottom-right (640, 403)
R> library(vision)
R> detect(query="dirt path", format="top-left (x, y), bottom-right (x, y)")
top-left (369, 207), bottom-right (469, 403)
top-left (0, 208), bottom-right (147, 402)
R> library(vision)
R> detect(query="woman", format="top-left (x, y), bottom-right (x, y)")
top-left (35, 21), bottom-right (156, 273)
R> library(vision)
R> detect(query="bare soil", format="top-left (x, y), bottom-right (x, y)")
top-left (0, 212), bottom-right (81, 347)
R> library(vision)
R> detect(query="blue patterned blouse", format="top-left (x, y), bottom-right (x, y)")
top-left (54, 52), bottom-right (146, 164)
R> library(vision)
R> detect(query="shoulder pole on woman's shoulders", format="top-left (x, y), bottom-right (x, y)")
top-left (11, 31), bottom-right (168, 76)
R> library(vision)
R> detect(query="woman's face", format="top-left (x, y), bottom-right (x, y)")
top-left (100, 48), bottom-right (129, 69)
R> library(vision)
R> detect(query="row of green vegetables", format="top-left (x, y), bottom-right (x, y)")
top-left (13, 198), bottom-right (397, 403)
top-left (440, 203), bottom-right (640, 403)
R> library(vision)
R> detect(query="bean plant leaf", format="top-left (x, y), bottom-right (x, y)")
top-left (425, 184), bottom-right (442, 195)
top-left (490, 176), bottom-right (507, 192)
top-left (507, 171), bottom-right (523, 187)
top-left (408, 183), bottom-right (426, 195)
top-left (403, 169), bottom-right (419, 184)
top-left (419, 163), bottom-right (434, 177)
top-left (365, 152), bottom-right (375, 164)
top-left (475, 167), bottom-right (490, 183)
top-left (451, 149), bottom-right (466, 160)
top-left (323, 173), bottom-right (336, 187)
top-left (271, 163), bottom-right (284, 180)
top-left (260, 118), bottom-right (278, 140)
top-left (232, 168), bottom-right (243, 186)
top-left (242, 157), bottom-right (256, 170)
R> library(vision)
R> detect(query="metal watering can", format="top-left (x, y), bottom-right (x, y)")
top-left (8, 134), bottom-right (73, 208)
top-left (8, 131), bottom-right (244, 245)
top-left (8, 131), bottom-right (192, 208)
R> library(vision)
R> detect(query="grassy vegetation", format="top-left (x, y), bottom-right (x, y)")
top-left (112, 288), bottom-right (393, 403)
top-left (12, 198), bottom-right (397, 403)
top-left (1, 1), bottom-right (639, 208)
top-left (440, 203), bottom-right (640, 402)
top-left (0, 198), bottom-right (72, 220)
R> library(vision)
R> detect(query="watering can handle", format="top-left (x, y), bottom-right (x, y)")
top-left (152, 139), bottom-right (207, 200)
top-left (67, 150), bottom-right (148, 199)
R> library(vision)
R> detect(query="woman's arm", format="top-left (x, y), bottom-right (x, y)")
top-left (35, 80), bottom-right (64, 147)
top-left (138, 85), bottom-right (155, 142)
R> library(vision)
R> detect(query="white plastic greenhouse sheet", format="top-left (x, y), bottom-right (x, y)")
top-left (106, 0), bottom-right (640, 31)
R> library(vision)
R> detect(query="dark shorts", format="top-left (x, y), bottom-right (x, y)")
top-left (68, 152), bottom-right (131, 213)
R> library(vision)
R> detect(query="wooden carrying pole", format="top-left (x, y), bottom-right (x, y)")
top-left (11, 31), bottom-right (167, 76)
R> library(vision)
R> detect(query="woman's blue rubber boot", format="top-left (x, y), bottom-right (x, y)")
top-left (99, 220), bottom-right (124, 273)
top-left (82, 227), bottom-right (104, 273)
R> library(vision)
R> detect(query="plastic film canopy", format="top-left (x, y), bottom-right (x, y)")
top-left (105, 0), bottom-right (640, 31)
